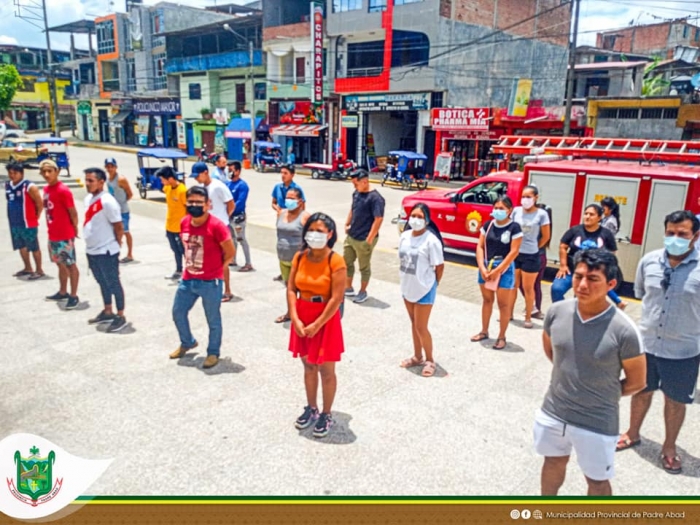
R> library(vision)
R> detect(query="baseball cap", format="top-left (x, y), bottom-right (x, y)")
top-left (349, 169), bottom-right (369, 180)
top-left (104, 157), bottom-right (118, 166)
top-left (190, 161), bottom-right (209, 178)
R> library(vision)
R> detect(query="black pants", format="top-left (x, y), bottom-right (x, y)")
top-left (87, 252), bottom-right (125, 311)
top-left (166, 231), bottom-right (185, 273)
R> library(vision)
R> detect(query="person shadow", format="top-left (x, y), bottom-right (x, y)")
top-left (475, 339), bottom-right (525, 353)
top-left (632, 438), bottom-right (700, 478)
top-left (57, 300), bottom-right (90, 312)
top-left (297, 411), bottom-right (357, 445)
top-left (351, 297), bottom-right (391, 310)
top-left (175, 353), bottom-right (246, 375)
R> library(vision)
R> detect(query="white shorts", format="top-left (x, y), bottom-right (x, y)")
top-left (533, 409), bottom-right (617, 481)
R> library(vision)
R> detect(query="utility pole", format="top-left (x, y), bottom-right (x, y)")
top-left (41, 0), bottom-right (59, 136)
top-left (563, 0), bottom-right (580, 136)
top-left (249, 40), bottom-right (255, 163)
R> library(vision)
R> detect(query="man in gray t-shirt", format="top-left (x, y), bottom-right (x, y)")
top-left (534, 249), bottom-right (646, 496)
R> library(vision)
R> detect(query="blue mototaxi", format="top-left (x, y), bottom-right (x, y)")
top-left (382, 150), bottom-right (429, 190)
top-left (136, 148), bottom-right (188, 199)
top-left (253, 141), bottom-right (283, 172)
top-left (35, 137), bottom-right (70, 176)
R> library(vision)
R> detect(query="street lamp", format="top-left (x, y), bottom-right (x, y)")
top-left (23, 48), bottom-right (44, 71)
top-left (223, 23), bottom-right (256, 163)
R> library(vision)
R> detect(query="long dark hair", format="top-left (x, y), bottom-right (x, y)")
top-left (405, 202), bottom-right (445, 248)
top-left (600, 196), bottom-right (621, 229)
top-left (300, 212), bottom-right (338, 250)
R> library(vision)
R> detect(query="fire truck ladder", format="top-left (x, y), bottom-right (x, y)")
top-left (492, 136), bottom-right (700, 164)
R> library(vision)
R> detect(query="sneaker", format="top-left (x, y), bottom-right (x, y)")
top-left (353, 290), bottom-right (369, 303)
top-left (313, 412), bottom-right (333, 438)
top-left (88, 311), bottom-right (117, 324)
top-left (65, 296), bottom-right (80, 310)
top-left (295, 405), bottom-right (319, 430)
top-left (107, 315), bottom-right (128, 333)
top-left (202, 355), bottom-right (219, 369)
top-left (164, 272), bottom-right (182, 280)
top-left (344, 287), bottom-right (356, 297)
top-left (169, 341), bottom-right (199, 359)
top-left (46, 292), bottom-right (69, 301)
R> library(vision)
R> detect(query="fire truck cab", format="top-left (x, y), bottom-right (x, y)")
top-left (398, 136), bottom-right (700, 282)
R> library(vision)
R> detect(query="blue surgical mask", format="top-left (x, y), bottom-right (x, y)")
top-left (664, 235), bottom-right (692, 256)
top-left (491, 209), bottom-right (508, 221)
top-left (285, 199), bottom-right (299, 211)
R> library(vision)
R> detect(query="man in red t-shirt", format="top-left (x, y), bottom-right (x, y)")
top-left (170, 185), bottom-right (235, 369)
top-left (41, 159), bottom-right (80, 309)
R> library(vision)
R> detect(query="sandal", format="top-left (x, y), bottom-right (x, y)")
top-left (470, 332), bottom-right (489, 342)
top-left (532, 311), bottom-right (545, 320)
top-left (661, 454), bottom-right (682, 475)
top-left (27, 272), bottom-right (45, 281)
top-left (238, 265), bottom-right (254, 272)
top-left (13, 270), bottom-right (32, 277)
top-left (221, 294), bottom-right (235, 303)
top-left (120, 257), bottom-right (134, 264)
top-left (616, 435), bottom-right (641, 452)
top-left (421, 361), bottom-right (436, 377)
top-left (492, 338), bottom-right (507, 350)
top-left (400, 356), bottom-right (425, 368)
top-left (275, 314), bottom-right (291, 324)
top-left (523, 321), bottom-right (534, 329)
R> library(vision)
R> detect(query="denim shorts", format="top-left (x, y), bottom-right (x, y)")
top-left (121, 213), bottom-right (131, 233)
top-left (415, 279), bottom-right (438, 305)
top-left (478, 260), bottom-right (516, 290)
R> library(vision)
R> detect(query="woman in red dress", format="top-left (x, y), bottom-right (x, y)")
top-left (287, 212), bottom-right (346, 438)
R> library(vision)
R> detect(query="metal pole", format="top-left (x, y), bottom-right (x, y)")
top-left (563, 0), bottom-right (580, 136)
top-left (41, 0), bottom-right (59, 136)
top-left (249, 40), bottom-right (255, 163)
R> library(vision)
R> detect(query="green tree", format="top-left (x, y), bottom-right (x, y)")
top-left (0, 64), bottom-right (23, 112)
top-left (642, 57), bottom-right (670, 97)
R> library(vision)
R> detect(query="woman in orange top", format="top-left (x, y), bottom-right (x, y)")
top-left (287, 212), bottom-right (346, 438)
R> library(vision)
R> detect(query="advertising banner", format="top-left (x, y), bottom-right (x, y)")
top-left (311, 3), bottom-right (324, 105)
top-left (507, 78), bottom-right (533, 117)
top-left (344, 92), bottom-right (430, 112)
top-left (279, 101), bottom-right (323, 124)
top-left (133, 99), bottom-right (181, 115)
top-left (176, 120), bottom-right (186, 149)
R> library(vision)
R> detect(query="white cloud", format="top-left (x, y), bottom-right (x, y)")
top-left (0, 35), bottom-right (19, 45)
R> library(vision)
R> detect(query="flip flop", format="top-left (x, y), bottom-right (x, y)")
top-left (616, 436), bottom-right (641, 452)
top-left (275, 314), bottom-right (291, 323)
top-left (492, 338), bottom-right (507, 350)
top-left (13, 270), bottom-right (32, 277)
top-left (238, 265), bottom-right (254, 272)
top-left (400, 356), bottom-right (425, 368)
top-left (470, 332), bottom-right (489, 342)
top-left (421, 361), bottom-right (436, 377)
top-left (661, 454), bottom-right (682, 475)
top-left (27, 272), bottom-right (45, 281)
top-left (120, 257), bottom-right (134, 264)
top-left (221, 294), bottom-right (235, 303)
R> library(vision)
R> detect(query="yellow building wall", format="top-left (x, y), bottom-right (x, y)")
top-left (12, 75), bottom-right (75, 106)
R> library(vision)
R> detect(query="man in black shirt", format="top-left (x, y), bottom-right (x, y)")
top-left (343, 170), bottom-right (385, 303)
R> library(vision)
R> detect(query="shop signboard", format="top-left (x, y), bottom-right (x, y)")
top-left (136, 117), bottom-right (150, 146)
top-left (133, 99), bottom-right (181, 115)
top-left (311, 3), bottom-right (324, 105)
top-left (507, 78), bottom-right (533, 117)
top-left (431, 108), bottom-right (491, 131)
top-left (77, 101), bottom-right (92, 116)
top-left (434, 153), bottom-right (453, 181)
top-left (341, 115), bottom-right (358, 128)
top-left (279, 101), bottom-right (323, 124)
top-left (176, 120), bottom-right (187, 149)
top-left (344, 93), bottom-right (430, 113)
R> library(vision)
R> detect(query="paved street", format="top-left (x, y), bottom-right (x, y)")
top-left (1, 145), bottom-right (698, 496)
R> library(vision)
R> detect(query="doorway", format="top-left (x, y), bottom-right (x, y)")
top-left (98, 110), bottom-right (109, 142)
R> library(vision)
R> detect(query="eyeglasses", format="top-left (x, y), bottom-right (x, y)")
top-left (661, 267), bottom-right (673, 291)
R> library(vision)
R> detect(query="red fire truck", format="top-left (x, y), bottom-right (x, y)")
top-left (398, 136), bottom-right (700, 282)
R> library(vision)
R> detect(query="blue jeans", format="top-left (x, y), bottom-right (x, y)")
top-left (551, 272), bottom-right (623, 305)
top-left (172, 279), bottom-right (223, 357)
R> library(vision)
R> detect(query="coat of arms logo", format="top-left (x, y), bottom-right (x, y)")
top-left (7, 446), bottom-right (63, 507)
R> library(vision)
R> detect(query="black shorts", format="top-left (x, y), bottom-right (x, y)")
top-left (643, 353), bottom-right (700, 404)
top-left (515, 252), bottom-right (542, 273)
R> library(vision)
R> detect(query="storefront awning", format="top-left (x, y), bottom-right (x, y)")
top-left (224, 117), bottom-right (263, 139)
top-left (270, 124), bottom-right (327, 137)
top-left (110, 111), bottom-right (132, 124)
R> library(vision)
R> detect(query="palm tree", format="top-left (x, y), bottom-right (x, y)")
top-left (642, 58), bottom-right (670, 96)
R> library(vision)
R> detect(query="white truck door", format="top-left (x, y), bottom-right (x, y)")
top-left (642, 180), bottom-right (689, 255)
top-left (528, 170), bottom-right (576, 264)
top-left (583, 176), bottom-right (641, 280)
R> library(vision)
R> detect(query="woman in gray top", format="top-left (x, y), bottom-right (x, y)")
top-left (510, 185), bottom-right (551, 328)
top-left (275, 188), bottom-right (309, 323)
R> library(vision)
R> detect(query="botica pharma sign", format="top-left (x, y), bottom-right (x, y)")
top-left (133, 99), bottom-right (181, 115)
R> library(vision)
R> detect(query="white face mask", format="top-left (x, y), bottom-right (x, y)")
top-left (409, 217), bottom-right (426, 231)
top-left (305, 231), bottom-right (328, 249)
top-left (521, 197), bottom-right (535, 209)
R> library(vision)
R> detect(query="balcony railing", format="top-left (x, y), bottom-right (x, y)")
top-left (165, 50), bottom-right (263, 74)
top-left (102, 79), bottom-right (120, 92)
top-left (344, 67), bottom-right (384, 78)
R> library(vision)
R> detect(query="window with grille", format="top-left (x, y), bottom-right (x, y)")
top-left (641, 108), bottom-right (663, 119)
top-left (598, 108), bottom-right (618, 119)
top-left (189, 83), bottom-right (201, 100)
top-left (96, 20), bottom-right (115, 55)
top-left (617, 108), bottom-right (638, 119)
top-left (126, 58), bottom-right (136, 92)
top-left (395, 0), bottom-right (423, 4)
top-left (664, 108), bottom-right (679, 119)
top-left (152, 10), bottom-right (165, 48)
top-left (153, 53), bottom-right (167, 90)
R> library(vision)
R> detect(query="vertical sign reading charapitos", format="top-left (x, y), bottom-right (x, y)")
top-left (311, 3), bottom-right (324, 105)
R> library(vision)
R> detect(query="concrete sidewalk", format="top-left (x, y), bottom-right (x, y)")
top-left (0, 195), bottom-right (698, 497)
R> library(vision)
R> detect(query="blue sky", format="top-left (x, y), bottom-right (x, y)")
top-left (1, 0), bottom-right (699, 52)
